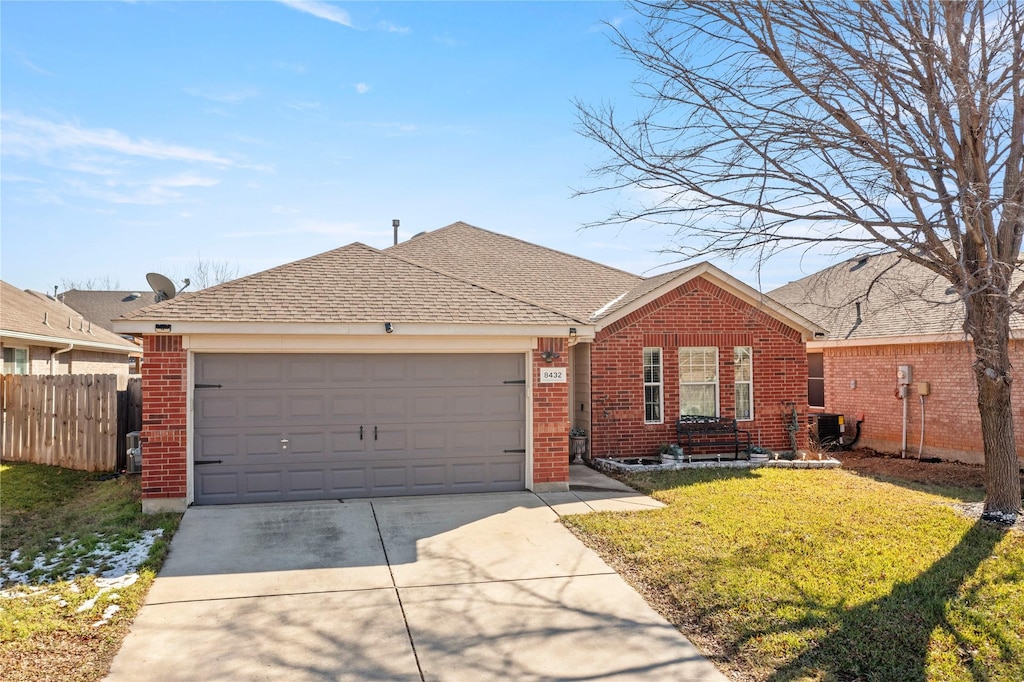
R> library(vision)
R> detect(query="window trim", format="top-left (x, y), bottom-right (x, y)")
top-left (734, 346), bottom-right (753, 421)
top-left (643, 347), bottom-right (664, 424)
top-left (679, 346), bottom-right (719, 417)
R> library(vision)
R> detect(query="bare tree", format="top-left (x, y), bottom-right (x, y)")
top-left (577, 0), bottom-right (1023, 520)
top-left (173, 254), bottom-right (241, 291)
top-left (60, 275), bottom-right (123, 292)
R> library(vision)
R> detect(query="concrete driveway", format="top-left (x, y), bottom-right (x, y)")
top-left (107, 466), bottom-right (726, 681)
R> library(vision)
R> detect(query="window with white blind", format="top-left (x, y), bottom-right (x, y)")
top-left (679, 347), bottom-right (718, 417)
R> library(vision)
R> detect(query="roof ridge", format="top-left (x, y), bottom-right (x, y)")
top-left (420, 221), bottom-right (643, 279)
top-left (120, 242), bottom-right (381, 319)
top-left (381, 246), bottom-right (586, 324)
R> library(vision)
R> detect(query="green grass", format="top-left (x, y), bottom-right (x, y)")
top-left (1, 462), bottom-right (181, 682)
top-left (563, 468), bottom-right (1024, 682)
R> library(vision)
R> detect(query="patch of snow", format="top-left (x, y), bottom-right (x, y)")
top-left (1, 529), bottom-right (163, 587)
top-left (77, 575), bottom-right (138, 613)
top-left (92, 603), bottom-right (120, 627)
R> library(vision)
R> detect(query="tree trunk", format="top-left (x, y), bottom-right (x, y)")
top-left (965, 294), bottom-right (1023, 520)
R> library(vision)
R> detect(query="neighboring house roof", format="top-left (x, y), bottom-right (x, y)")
top-left (0, 280), bottom-right (140, 353)
top-left (769, 250), bottom-right (972, 343)
top-left (61, 290), bottom-right (161, 331)
top-left (117, 242), bottom-right (579, 327)
top-left (387, 221), bottom-right (642, 321)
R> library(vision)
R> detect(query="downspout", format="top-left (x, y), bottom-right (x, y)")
top-left (50, 343), bottom-right (74, 375)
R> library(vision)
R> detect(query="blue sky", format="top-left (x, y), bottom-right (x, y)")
top-left (2, 1), bottom-right (832, 297)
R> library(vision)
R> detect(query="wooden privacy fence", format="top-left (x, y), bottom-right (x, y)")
top-left (1, 374), bottom-right (140, 472)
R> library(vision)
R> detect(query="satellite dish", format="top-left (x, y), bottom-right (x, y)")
top-left (146, 272), bottom-right (177, 302)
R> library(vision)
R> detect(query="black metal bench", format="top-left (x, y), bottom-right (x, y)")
top-left (675, 415), bottom-right (751, 462)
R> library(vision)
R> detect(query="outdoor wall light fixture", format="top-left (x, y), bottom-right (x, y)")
top-left (384, 322), bottom-right (394, 334)
top-left (540, 349), bottom-right (560, 363)
top-left (155, 324), bottom-right (172, 333)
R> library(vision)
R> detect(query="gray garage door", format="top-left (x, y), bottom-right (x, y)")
top-left (193, 353), bottom-right (526, 504)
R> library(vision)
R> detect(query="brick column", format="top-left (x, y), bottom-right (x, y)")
top-left (532, 338), bottom-right (570, 492)
top-left (140, 335), bottom-right (188, 512)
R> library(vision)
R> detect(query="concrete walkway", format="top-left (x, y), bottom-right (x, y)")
top-left (107, 465), bottom-right (725, 681)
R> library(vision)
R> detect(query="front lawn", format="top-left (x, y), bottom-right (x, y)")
top-left (0, 463), bottom-right (181, 682)
top-left (563, 468), bottom-right (1024, 681)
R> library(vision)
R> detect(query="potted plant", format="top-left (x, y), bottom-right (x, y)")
top-left (569, 427), bottom-right (589, 463)
top-left (659, 442), bottom-right (684, 463)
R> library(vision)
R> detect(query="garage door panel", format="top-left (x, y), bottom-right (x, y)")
top-left (194, 353), bottom-right (526, 504)
top-left (329, 467), bottom-right (369, 495)
top-left (285, 469), bottom-right (329, 494)
top-left (287, 395), bottom-right (326, 420)
top-left (330, 394), bottom-right (369, 420)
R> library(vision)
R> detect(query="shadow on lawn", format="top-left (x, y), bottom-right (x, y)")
top-left (767, 520), bottom-right (1009, 681)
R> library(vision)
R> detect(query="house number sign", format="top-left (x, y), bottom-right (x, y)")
top-left (539, 367), bottom-right (567, 383)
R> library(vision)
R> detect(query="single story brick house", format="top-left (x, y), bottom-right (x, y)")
top-left (115, 222), bottom-right (822, 512)
top-left (770, 250), bottom-right (1024, 466)
top-left (1, 280), bottom-right (140, 385)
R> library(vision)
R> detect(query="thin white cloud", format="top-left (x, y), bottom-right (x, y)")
top-left (183, 87), bottom-right (259, 104)
top-left (285, 101), bottom-right (323, 111)
top-left (377, 21), bottom-right (410, 34)
top-left (1, 174), bottom-right (44, 183)
top-left (355, 83), bottom-right (371, 95)
top-left (14, 51), bottom-right (54, 76)
top-left (1, 111), bottom-right (237, 166)
top-left (272, 61), bottom-right (307, 74)
top-left (277, 0), bottom-right (355, 28)
top-left (224, 220), bottom-right (373, 239)
top-left (434, 33), bottom-right (459, 48)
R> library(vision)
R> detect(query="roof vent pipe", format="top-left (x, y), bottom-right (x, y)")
top-left (392, 219), bottom-right (400, 245)
top-left (855, 301), bottom-right (862, 324)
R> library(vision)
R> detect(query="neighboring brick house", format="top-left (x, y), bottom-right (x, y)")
top-left (771, 251), bottom-right (1024, 466)
top-left (1, 280), bottom-right (140, 385)
top-left (115, 222), bottom-right (821, 512)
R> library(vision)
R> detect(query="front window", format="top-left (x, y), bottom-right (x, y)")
top-left (3, 347), bottom-right (29, 375)
top-left (643, 347), bottom-right (663, 423)
top-left (734, 346), bottom-right (753, 421)
top-left (679, 347), bottom-right (718, 416)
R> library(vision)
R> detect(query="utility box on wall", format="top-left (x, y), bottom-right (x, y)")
top-left (897, 365), bottom-right (912, 385)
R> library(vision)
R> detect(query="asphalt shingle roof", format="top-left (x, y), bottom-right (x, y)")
top-left (61, 290), bottom-right (161, 331)
top-left (1, 280), bottom-right (139, 351)
top-left (387, 222), bottom-right (643, 321)
top-left (769, 251), bottom-right (969, 340)
top-left (119, 242), bottom-right (578, 325)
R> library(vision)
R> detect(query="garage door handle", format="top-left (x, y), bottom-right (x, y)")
top-left (503, 448), bottom-right (526, 453)
top-left (195, 459), bottom-right (223, 465)
top-left (503, 379), bottom-right (526, 384)
top-left (374, 426), bottom-right (378, 441)
top-left (359, 426), bottom-right (363, 441)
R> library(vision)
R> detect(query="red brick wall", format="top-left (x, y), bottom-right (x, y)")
top-left (822, 340), bottom-right (1024, 464)
top-left (141, 335), bottom-right (188, 501)
top-left (591, 278), bottom-right (809, 458)
top-left (532, 338), bottom-right (570, 485)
